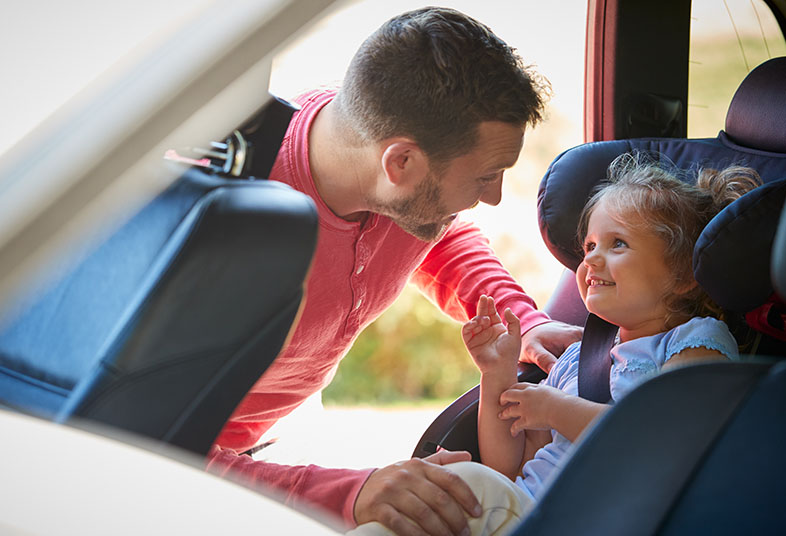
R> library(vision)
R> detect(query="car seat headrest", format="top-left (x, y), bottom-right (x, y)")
top-left (540, 143), bottom-right (786, 314)
top-left (694, 178), bottom-right (786, 312)
top-left (774, 199), bottom-right (786, 302)
top-left (725, 56), bottom-right (786, 154)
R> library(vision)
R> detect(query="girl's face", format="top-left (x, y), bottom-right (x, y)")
top-left (576, 198), bottom-right (675, 342)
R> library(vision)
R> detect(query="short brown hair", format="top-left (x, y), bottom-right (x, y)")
top-left (334, 7), bottom-right (550, 164)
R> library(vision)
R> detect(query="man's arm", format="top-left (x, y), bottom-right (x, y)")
top-left (413, 220), bottom-right (581, 372)
top-left (354, 450), bottom-right (482, 535)
top-left (207, 446), bottom-right (481, 535)
top-left (206, 445), bottom-right (372, 526)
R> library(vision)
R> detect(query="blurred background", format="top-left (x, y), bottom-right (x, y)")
top-left (2, 0), bottom-right (784, 467)
top-left (268, 0), bottom-right (786, 409)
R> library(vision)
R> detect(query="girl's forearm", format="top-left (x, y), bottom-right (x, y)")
top-left (478, 372), bottom-right (524, 480)
top-left (547, 396), bottom-right (609, 442)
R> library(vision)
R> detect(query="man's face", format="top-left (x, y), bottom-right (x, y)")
top-left (375, 121), bottom-right (525, 241)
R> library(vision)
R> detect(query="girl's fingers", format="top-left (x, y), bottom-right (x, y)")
top-left (500, 384), bottom-right (530, 405)
top-left (504, 308), bottom-right (520, 335)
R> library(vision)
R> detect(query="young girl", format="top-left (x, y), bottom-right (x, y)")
top-left (459, 154), bottom-right (759, 534)
top-left (348, 155), bottom-right (760, 535)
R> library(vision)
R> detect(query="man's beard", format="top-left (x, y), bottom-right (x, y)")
top-left (369, 173), bottom-right (453, 241)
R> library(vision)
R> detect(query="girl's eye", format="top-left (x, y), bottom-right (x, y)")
top-left (583, 241), bottom-right (595, 254)
top-left (613, 238), bottom-right (628, 248)
top-left (478, 175), bottom-right (497, 185)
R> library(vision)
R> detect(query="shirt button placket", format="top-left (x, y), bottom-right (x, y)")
top-left (347, 237), bottom-right (368, 334)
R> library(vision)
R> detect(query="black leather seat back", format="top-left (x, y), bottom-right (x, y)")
top-left (511, 361), bottom-right (780, 535)
top-left (0, 97), bottom-right (319, 456)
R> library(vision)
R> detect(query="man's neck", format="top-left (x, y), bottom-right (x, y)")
top-left (308, 101), bottom-right (375, 221)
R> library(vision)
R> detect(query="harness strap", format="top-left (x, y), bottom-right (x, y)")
top-left (577, 313), bottom-right (618, 403)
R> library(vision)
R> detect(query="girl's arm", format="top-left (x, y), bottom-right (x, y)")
top-left (463, 296), bottom-right (526, 480)
top-left (662, 346), bottom-right (727, 371)
top-left (478, 369), bottom-right (525, 480)
top-left (500, 383), bottom-right (609, 443)
top-left (500, 346), bottom-right (727, 443)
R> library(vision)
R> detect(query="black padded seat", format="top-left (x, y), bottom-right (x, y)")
top-left (0, 97), bottom-right (319, 456)
top-left (414, 57), bottom-right (786, 463)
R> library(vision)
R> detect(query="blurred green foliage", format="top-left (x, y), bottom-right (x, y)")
top-left (324, 26), bottom-right (786, 407)
top-left (323, 286), bottom-right (480, 405)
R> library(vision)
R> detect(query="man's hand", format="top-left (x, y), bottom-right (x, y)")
top-left (519, 321), bottom-right (582, 373)
top-left (354, 450), bottom-right (481, 536)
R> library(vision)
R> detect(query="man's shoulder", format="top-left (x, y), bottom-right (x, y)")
top-left (291, 86), bottom-right (338, 108)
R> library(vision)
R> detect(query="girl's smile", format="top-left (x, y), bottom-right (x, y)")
top-left (576, 198), bottom-right (674, 342)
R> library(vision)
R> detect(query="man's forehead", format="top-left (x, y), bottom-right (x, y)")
top-left (472, 122), bottom-right (525, 164)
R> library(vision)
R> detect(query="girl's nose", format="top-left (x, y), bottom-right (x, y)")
top-left (584, 247), bottom-right (603, 267)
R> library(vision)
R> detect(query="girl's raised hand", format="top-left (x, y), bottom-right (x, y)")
top-left (462, 295), bottom-right (521, 374)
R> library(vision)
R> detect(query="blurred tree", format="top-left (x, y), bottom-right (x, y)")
top-left (323, 285), bottom-right (480, 405)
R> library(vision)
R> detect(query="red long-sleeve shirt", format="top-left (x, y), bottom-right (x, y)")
top-left (206, 89), bottom-right (550, 527)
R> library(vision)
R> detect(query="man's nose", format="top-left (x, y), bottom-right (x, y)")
top-left (479, 175), bottom-right (503, 206)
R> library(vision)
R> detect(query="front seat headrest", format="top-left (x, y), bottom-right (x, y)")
top-left (725, 56), bottom-right (786, 154)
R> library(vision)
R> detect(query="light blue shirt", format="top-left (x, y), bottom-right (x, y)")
top-left (514, 316), bottom-right (739, 500)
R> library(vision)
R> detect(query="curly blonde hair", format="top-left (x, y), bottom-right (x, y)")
top-left (577, 152), bottom-right (761, 328)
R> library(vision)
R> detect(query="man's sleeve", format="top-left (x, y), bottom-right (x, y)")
top-left (206, 445), bottom-right (375, 529)
top-left (411, 219), bottom-right (551, 334)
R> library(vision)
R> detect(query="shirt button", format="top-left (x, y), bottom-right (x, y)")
top-left (355, 299), bottom-right (363, 310)
top-left (356, 265), bottom-right (365, 275)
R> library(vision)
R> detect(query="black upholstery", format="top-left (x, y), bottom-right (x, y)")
top-left (656, 361), bottom-right (786, 535)
top-left (412, 365), bottom-right (545, 461)
top-left (725, 56), bottom-right (786, 154)
top-left (413, 57), bottom-right (786, 462)
top-left (414, 57), bottom-right (786, 534)
top-left (775, 199), bottom-right (786, 301)
top-left (0, 96), bottom-right (318, 456)
top-left (539, 57), bottom-right (786, 353)
top-left (511, 361), bottom-right (781, 536)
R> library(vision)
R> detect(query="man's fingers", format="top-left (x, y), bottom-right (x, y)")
top-left (355, 456), bottom-right (480, 536)
top-left (523, 343), bottom-right (557, 373)
top-left (534, 351), bottom-right (557, 373)
top-left (393, 459), bottom-right (478, 535)
top-left (423, 450), bottom-right (472, 466)
top-left (422, 461), bottom-right (482, 520)
top-left (371, 503), bottom-right (424, 536)
top-left (399, 485), bottom-right (462, 536)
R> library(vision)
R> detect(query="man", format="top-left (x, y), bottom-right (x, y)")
top-left (207, 7), bottom-right (582, 535)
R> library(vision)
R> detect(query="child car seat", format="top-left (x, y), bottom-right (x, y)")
top-left (413, 57), bottom-right (786, 534)
top-left (414, 55), bottom-right (786, 462)
top-left (0, 96), bottom-right (318, 457)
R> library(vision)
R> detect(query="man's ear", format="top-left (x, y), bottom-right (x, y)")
top-left (381, 140), bottom-right (428, 186)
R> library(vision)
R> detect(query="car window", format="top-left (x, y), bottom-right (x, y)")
top-left (0, 1), bottom-right (217, 157)
top-left (688, 0), bottom-right (786, 137)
